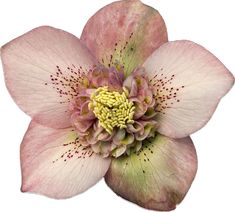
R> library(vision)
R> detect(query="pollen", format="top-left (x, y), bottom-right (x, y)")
top-left (89, 86), bottom-right (135, 134)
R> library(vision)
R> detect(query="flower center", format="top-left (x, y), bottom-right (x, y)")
top-left (89, 86), bottom-right (135, 134)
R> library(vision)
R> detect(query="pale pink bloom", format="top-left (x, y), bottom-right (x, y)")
top-left (1, 0), bottom-right (234, 211)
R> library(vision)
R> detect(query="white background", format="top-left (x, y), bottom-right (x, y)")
top-left (0, 0), bottom-right (234, 211)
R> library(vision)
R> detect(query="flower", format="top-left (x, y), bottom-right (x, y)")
top-left (0, 0), bottom-right (234, 211)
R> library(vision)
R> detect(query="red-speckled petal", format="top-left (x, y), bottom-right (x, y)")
top-left (144, 40), bottom-right (234, 138)
top-left (105, 134), bottom-right (197, 211)
top-left (21, 121), bottom-right (110, 199)
top-left (1, 26), bottom-right (98, 129)
top-left (81, 0), bottom-right (168, 75)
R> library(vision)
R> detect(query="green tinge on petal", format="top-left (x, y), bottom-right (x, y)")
top-left (112, 4), bottom-right (165, 76)
top-left (81, 0), bottom-right (168, 76)
top-left (105, 134), bottom-right (197, 211)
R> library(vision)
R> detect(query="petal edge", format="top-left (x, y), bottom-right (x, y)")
top-left (105, 134), bottom-right (197, 211)
top-left (81, 0), bottom-right (168, 75)
top-left (1, 26), bottom-right (97, 129)
top-left (21, 121), bottom-right (111, 199)
top-left (144, 40), bottom-right (234, 138)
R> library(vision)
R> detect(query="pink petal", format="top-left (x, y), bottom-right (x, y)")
top-left (144, 40), bottom-right (234, 138)
top-left (81, 0), bottom-right (167, 75)
top-left (105, 134), bottom-right (197, 211)
top-left (21, 121), bottom-right (110, 199)
top-left (1, 26), bottom-right (97, 129)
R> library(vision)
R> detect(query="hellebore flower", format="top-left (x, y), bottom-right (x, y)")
top-left (1, 0), bottom-right (234, 211)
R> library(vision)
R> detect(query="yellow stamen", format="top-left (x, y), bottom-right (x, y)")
top-left (89, 86), bottom-right (135, 134)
